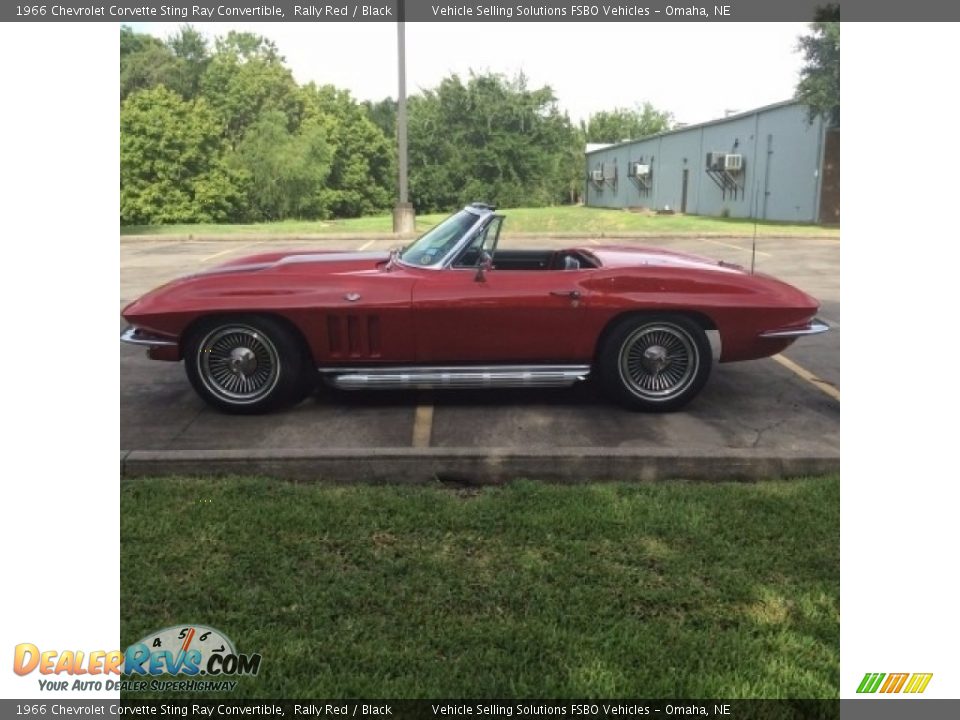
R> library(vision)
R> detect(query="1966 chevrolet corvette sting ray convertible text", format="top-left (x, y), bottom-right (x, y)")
top-left (121, 204), bottom-right (828, 414)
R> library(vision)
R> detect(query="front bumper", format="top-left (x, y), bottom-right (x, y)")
top-left (758, 318), bottom-right (831, 339)
top-left (120, 326), bottom-right (178, 347)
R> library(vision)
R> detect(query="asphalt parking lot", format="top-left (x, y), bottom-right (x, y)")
top-left (120, 232), bottom-right (839, 479)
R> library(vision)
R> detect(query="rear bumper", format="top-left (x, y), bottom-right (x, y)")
top-left (758, 319), bottom-right (830, 339)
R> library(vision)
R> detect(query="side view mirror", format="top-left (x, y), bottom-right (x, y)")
top-left (474, 251), bottom-right (493, 282)
top-left (386, 247), bottom-right (400, 270)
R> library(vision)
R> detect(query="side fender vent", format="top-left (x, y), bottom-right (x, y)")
top-left (326, 314), bottom-right (382, 359)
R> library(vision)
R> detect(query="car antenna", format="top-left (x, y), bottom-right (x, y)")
top-left (750, 183), bottom-right (759, 275)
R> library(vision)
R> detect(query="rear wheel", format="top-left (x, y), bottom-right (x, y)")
top-left (599, 314), bottom-right (712, 412)
top-left (184, 315), bottom-right (310, 414)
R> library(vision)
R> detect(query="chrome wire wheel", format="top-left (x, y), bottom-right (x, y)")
top-left (196, 325), bottom-right (281, 405)
top-left (617, 323), bottom-right (699, 402)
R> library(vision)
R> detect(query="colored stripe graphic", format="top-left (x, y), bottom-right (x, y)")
top-left (880, 673), bottom-right (909, 693)
top-left (857, 673), bottom-right (885, 693)
top-left (904, 673), bottom-right (934, 694)
top-left (857, 672), bottom-right (932, 694)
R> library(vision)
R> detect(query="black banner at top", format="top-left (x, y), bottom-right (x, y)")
top-left (0, 0), bottom-right (955, 22)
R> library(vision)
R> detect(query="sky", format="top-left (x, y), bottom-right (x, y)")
top-left (130, 22), bottom-right (810, 125)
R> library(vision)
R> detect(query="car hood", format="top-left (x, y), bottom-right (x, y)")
top-left (199, 250), bottom-right (392, 277)
top-left (121, 250), bottom-right (396, 321)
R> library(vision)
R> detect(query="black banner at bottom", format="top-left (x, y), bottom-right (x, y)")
top-left (0, 699), bottom-right (846, 720)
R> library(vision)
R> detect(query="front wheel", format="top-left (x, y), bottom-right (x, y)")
top-left (184, 315), bottom-right (310, 414)
top-left (599, 314), bottom-right (712, 412)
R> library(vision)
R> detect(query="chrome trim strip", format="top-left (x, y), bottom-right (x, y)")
top-left (278, 252), bottom-right (390, 265)
top-left (318, 364), bottom-right (590, 374)
top-left (319, 364), bottom-right (591, 390)
top-left (121, 326), bottom-right (178, 347)
top-left (758, 319), bottom-right (831, 339)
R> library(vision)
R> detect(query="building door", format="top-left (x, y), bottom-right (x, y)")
top-left (680, 169), bottom-right (689, 213)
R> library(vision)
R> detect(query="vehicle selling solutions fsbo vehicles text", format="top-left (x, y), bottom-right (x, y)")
top-left (429, 5), bottom-right (730, 18)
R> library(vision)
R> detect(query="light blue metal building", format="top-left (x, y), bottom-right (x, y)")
top-left (584, 100), bottom-right (839, 224)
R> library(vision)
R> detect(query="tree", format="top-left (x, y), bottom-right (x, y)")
top-left (120, 86), bottom-right (242, 224)
top-left (300, 84), bottom-right (394, 217)
top-left (583, 103), bottom-right (673, 144)
top-left (795, 15), bottom-right (840, 125)
top-left (119, 25), bottom-right (210, 101)
top-left (120, 25), bottom-right (158, 58)
top-left (119, 31), bottom-right (599, 224)
top-left (200, 31), bottom-right (302, 145)
top-left (120, 27), bottom-right (181, 100)
top-left (361, 97), bottom-right (397, 140)
top-left (407, 71), bottom-right (577, 212)
top-left (167, 25), bottom-right (210, 100)
top-left (230, 111), bottom-right (333, 221)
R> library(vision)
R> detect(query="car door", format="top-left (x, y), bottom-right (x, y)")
top-left (411, 218), bottom-right (589, 363)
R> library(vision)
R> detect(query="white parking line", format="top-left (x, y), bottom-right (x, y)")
top-left (701, 238), bottom-right (772, 257)
top-left (200, 241), bottom-right (262, 263)
top-left (356, 240), bottom-right (375, 251)
top-left (412, 404), bottom-right (434, 448)
top-left (772, 354), bottom-right (840, 401)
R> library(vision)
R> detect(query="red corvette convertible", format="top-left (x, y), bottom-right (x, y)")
top-left (121, 203), bottom-right (828, 414)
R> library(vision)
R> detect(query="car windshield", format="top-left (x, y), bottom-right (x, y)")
top-left (400, 210), bottom-right (479, 267)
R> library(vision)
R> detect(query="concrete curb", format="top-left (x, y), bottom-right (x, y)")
top-left (119, 232), bottom-right (839, 244)
top-left (120, 447), bottom-right (839, 484)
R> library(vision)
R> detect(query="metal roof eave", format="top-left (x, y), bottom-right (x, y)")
top-left (584, 99), bottom-right (804, 156)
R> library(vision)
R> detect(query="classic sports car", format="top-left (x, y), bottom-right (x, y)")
top-left (121, 203), bottom-right (828, 414)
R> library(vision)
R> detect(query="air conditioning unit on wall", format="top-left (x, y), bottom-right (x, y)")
top-left (632, 163), bottom-right (650, 177)
top-left (707, 152), bottom-right (726, 171)
top-left (724, 154), bottom-right (743, 172)
top-left (590, 169), bottom-right (604, 182)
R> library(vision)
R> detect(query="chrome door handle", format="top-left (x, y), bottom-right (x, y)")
top-left (550, 290), bottom-right (581, 299)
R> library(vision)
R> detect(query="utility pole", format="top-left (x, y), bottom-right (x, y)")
top-left (392, 0), bottom-right (415, 234)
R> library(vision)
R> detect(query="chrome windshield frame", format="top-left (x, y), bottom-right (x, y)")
top-left (395, 205), bottom-right (494, 271)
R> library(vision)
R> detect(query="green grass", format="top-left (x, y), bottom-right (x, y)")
top-left (120, 206), bottom-right (838, 238)
top-left (121, 476), bottom-right (839, 699)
